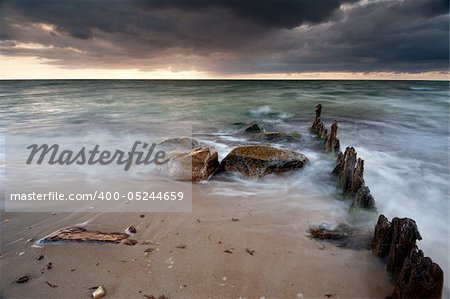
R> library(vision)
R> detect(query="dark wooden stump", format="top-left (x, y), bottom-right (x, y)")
top-left (311, 104), bottom-right (327, 138)
top-left (371, 214), bottom-right (392, 257)
top-left (325, 120), bottom-right (341, 154)
top-left (351, 186), bottom-right (376, 211)
top-left (338, 147), bottom-right (357, 193)
top-left (350, 158), bottom-right (365, 195)
top-left (390, 248), bottom-right (443, 299)
top-left (387, 217), bottom-right (422, 279)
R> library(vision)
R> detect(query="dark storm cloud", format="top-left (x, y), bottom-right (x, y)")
top-left (142, 0), bottom-right (347, 29)
top-left (1, 0), bottom-right (448, 74)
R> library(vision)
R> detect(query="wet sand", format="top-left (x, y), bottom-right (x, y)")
top-left (0, 185), bottom-right (392, 299)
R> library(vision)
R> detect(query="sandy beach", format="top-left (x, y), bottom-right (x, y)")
top-left (1, 0), bottom-right (448, 296)
top-left (1, 183), bottom-right (392, 299)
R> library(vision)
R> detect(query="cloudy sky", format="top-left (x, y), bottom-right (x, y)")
top-left (0, 0), bottom-right (449, 79)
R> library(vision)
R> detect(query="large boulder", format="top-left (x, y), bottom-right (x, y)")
top-left (158, 146), bottom-right (219, 181)
top-left (220, 145), bottom-right (308, 177)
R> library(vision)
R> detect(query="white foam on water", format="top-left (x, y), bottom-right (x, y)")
top-left (249, 105), bottom-right (273, 116)
top-left (353, 146), bottom-right (449, 293)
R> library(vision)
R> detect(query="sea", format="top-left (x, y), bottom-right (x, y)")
top-left (0, 80), bottom-right (449, 295)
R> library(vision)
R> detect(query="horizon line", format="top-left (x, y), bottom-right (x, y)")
top-left (1, 78), bottom-right (449, 81)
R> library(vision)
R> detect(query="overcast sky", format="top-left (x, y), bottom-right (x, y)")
top-left (0, 0), bottom-right (449, 79)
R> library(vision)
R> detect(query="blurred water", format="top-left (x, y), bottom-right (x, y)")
top-left (0, 79), bottom-right (449, 293)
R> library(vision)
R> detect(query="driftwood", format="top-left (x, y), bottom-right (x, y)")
top-left (40, 227), bottom-right (132, 244)
top-left (308, 227), bottom-right (346, 240)
top-left (308, 224), bottom-right (373, 250)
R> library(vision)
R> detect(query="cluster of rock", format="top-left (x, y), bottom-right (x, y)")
top-left (311, 104), bottom-right (376, 211)
top-left (372, 215), bottom-right (443, 298)
top-left (311, 104), bottom-right (444, 298)
top-left (157, 137), bottom-right (308, 181)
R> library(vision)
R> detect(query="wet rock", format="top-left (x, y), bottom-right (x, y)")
top-left (45, 281), bottom-right (58, 288)
top-left (387, 217), bottom-right (422, 279)
top-left (15, 275), bottom-right (29, 283)
top-left (351, 186), bottom-right (376, 211)
top-left (245, 123), bottom-right (266, 133)
top-left (390, 248), bottom-right (443, 299)
top-left (40, 227), bottom-right (131, 244)
top-left (126, 225), bottom-right (137, 234)
top-left (255, 132), bottom-right (301, 142)
top-left (159, 137), bottom-right (202, 150)
top-left (92, 286), bottom-right (106, 299)
top-left (311, 104), bottom-right (327, 138)
top-left (220, 145), bottom-right (308, 177)
top-left (158, 146), bottom-right (219, 181)
top-left (325, 120), bottom-right (340, 153)
top-left (371, 214), bottom-right (392, 257)
top-left (122, 239), bottom-right (138, 246)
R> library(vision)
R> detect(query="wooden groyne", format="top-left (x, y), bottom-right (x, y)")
top-left (311, 104), bottom-right (375, 211)
top-left (311, 104), bottom-right (444, 299)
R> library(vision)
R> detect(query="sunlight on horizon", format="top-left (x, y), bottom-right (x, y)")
top-left (1, 55), bottom-right (449, 80)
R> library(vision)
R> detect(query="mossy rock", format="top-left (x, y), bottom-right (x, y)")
top-left (255, 132), bottom-right (302, 142)
top-left (220, 145), bottom-right (308, 177)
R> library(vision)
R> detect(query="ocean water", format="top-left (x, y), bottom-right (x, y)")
top-left (0, 80), bottom-right (449, 293)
